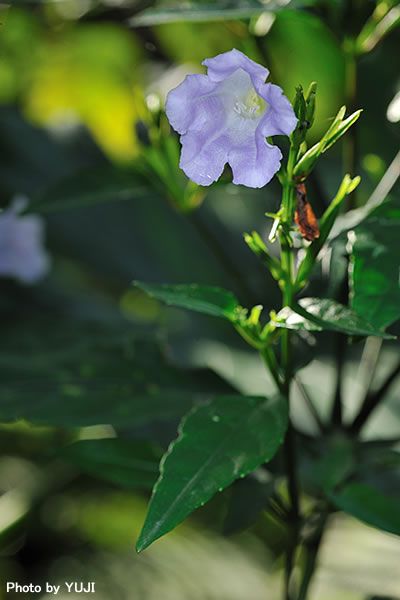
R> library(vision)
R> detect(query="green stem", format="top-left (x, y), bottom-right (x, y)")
top-left (260, 346), bottom-right (283, 393)
top-left (279, 214), bottom-right (299, 600)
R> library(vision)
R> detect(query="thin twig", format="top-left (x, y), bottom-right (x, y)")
top-left (294, 375), bottom-right (325, 433)
top-left (354, 336), bottom-right (383, 414)
top-left (297, 513), bottom-right (328, 600)
top-left (330, 333), bottom-right (346, 426)
top-left (284, 422), bottom-right (300, 600)
top-left (350, 360), bottom-right (400, 434)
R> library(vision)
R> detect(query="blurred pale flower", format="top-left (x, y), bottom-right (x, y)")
top-left (166, 48), bottom-right (297, 188)
top-left (0, 196), bottom-right (50, 284)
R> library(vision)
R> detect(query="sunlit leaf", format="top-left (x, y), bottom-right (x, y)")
top-left (274, 298), bottom-right (394, 338)
top-left (137, 394), bottom-right (288, 551)
top-left (134, 282), bottom-right (242, 321)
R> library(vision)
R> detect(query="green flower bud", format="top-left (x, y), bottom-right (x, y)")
top-left (305, 81), bottom-right (317, 129)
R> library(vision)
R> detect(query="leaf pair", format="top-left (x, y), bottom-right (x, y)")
top-left (135, 281), bottom-right (394, 340)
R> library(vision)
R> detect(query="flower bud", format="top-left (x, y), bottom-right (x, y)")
top-left (305, 82), bottom-right (317, 129)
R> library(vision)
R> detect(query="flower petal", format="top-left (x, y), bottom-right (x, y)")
top-left (257, 83), bottom-right (298, 137)
top-left (166, 50), bottom-right (297, 189)
top-left (165, 73), bottom-right (218, 135)
top-left (228, 132), bottom-right (282, 188)
top-left (179, 129), bottom-right (229, 186)
top-left (202, 48), bottom-right (268, 86)
top-left (0, 213), bottom-right (50, 284)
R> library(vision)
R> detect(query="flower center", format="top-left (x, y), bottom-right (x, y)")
top-left (233, 89), bottom-right (267, 119)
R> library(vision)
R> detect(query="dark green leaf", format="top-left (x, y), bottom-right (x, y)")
top-left (274, 298), bottom-right (394, 339)
top-left (329, 483), bottom-right (400, 536)
top-left (28, 166), bottom-right (151, 214)
top-left (0, 323), bottom-right (236, 428)
top-left (350, 198), bottom-right (400, 329)
top-left (61, 439), bottom-right (161, 489)
top-left (223, 472), bottom-right (275, 535)
top-left (310, 435), bottom-right (355, 491)
top-left (137, 394), bottom-right (288, 551)
top-left (134, 282), bottom-right (242, 321)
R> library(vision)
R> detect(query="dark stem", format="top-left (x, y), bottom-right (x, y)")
top-left (285, 421), bottom-right (300, 519)
top-left (330, 256), bottom-right (350, 427)
top-left (284, 420), bottom-right (300, 600)
top-left (354, 336), bottom-right (383, 418)
top-left (297, 513), bottom-right (328, 600)
top-left (349, 360), bottom-right (400, 434)
top-left (330, 333), bottom-right (346, 426)
top-left (294, 375), bottom-right (325, 433)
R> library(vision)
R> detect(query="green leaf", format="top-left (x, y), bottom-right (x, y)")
top-left (137, 394), bottom-right (288, 551)
top-left (350, 198), bottom-right (400, 330)
top-left (322, 109), bottom-right (363, 152)
top-left (274, 298), bottom-right (394, 339)
top-left (310, 435), bottom-right (356, 492)
top-left (223, 472), bottom-right (275, 535)
top-left (329, 483), bottom-right (400, 536)
top-left (0, 323), bottom-right (236, 428)
top-left (134, 282), bottom-right (242, 321)
top-left (61, 439), bottom-right (161, 489)
top-left (356, 4), bottom-right (400, 54)
top-left (293, 107), bottom-right (361, 178)
top-left (28, 166), bottom-right (151, 214)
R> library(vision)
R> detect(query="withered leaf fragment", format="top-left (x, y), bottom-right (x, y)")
top-left (294, 182), bottom-right (320, 242)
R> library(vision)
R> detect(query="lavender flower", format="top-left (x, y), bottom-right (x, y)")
top-left (0, 196), bottom-right (50, 284)
top-left (166, 49), bottom-right (297, 188)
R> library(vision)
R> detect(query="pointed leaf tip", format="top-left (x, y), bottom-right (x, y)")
top-left (137, 394), bottom-right (288, 550)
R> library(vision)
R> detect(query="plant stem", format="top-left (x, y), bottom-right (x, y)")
top-left (294, 375), bottom-right (325, 433)
top-left (284, 421), bottom-right (300, 600)
top-left (277, 148), bottom-right (302, 600)
top-left (297, 513), bottom-right (328, 600)
top-left (330, 262), bottom-right (350, 427)
top-left (354, 336), bottom-right (383, 413)
top-left (349, 360), bottom-right (400, 434)
top-left (260, 346), bottom-right (283, 393)
top-left (330, 333), bottom-right (346, 426)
